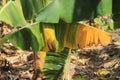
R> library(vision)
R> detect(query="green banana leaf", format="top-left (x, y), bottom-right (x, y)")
top-left (20, 0), bottom-right (54, 21)
top-left (20, 0), bottom-right (46, 20)
top-left (96, 0), bottom-right (112, 16)
top-left (43, 48), bottom-right (71, 80)
top-left (36, 0), bottom-right (112, 23)
top-left (54, 21), bottom-right (67, 51)
top-left (0, 0), bottom-right (117, 27)
top-left (0, 0), bottom-right (53, 26)
top-left (0, 22), bottom-right (45, 51)
top-left (0, 0), bottom-right (26, 26)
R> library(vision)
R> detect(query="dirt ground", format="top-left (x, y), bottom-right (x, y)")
top-left (70, 30), bottom-right (120, 80)
top-left (0, 25), bottom-right (120, 80)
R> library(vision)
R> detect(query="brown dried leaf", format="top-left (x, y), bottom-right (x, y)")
top-left (78, 58), bottom-right (90, 65)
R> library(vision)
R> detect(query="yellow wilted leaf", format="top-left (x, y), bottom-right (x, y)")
top-left (42, 24), bottom-right (57, 51)
top-left (89, 27), bottom-right (94, 46)
top-left (76, 23), bottom-right (112, 48)
top-left (98, 29), bottom-right (112, 46)
top-left (93, 28), bottom-right (99, 45)
top-left (42, 23), bottom-right (112, 50)
top-left (76, 25), bottom-right (86, 48)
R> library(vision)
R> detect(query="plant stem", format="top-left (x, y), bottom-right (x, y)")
top-left (32, 51), bottom-right (46, 80)
top-left (63, 49), bottom-right (72, 80)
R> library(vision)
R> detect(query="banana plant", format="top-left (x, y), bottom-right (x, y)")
top-left (0, 0), bottom-right (119, 79)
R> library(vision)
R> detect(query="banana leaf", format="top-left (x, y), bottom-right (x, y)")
top-left (36, 0), bottom-right (112, 23)
top-left (20, 0), bottom-right (54, 21)
top-left (20, 0), bottom-right (46, 20)
top-left (0, 22), bottom-right (112, 52)
top-left (0, 0), bottom-right (26, 26)
top-left (96, 0), bottom-right (112, 16)
top-left (0, 0), bottom-right (117, 27)
top-left (42, 48), bottom-right (71, 80)
top-left (0, 22), bottom-right (45, 51)
top-left (0, 22), bottom-right (67, 52)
